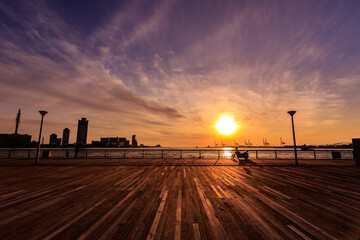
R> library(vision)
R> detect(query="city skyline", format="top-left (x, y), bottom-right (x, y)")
top-left (1, 1), bottom-right (360, 146)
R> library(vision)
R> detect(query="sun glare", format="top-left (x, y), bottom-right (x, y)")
top-left (216, 116), bottom-right (238, 135)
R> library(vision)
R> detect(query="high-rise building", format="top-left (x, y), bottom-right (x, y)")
top-left (132, 135), bottom-right (138, 147)
top-left (62, 128), bottom-right (70, 146)
top-left (49, 133), bottom-right (61, 146)
top-left (76, 118), bottom-right (88, 146)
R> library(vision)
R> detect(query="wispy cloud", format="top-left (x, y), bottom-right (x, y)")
top-left (0, 0), bottom-right (359, 145)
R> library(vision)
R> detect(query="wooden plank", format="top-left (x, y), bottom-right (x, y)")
top-left (210, 185), bottom-right (223, 198)
top-left (0, 190), bottom-right (25, 198)
top-left (98, 200), bottom-right (137, 240)
top-left (43, 198), bottom-right (107, 240)
top-left (174, 190), bottom-right (182, 240)
top-left (193, 223), bottom-right (201, 240)
top-left (78, 175), bottom-right (149, 240)
top-left (146, 190), bottom-right (168, 240)
top-left (0, 159), bottom-right (359, 239)
top-left (287, 225), bottom-right (311, 240)
top-left (193, 178), bottom-right (229, 240)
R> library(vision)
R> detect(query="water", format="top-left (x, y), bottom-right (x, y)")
top-left (0, 147), bottom-right (353, 160)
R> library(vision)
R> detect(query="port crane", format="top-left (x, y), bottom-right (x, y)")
top-left (263, 138), bottom-right (270, 146)
top-left (280, 137), bottom-right (286, 146)
top-left (244, 139), bottom-right (253, 146)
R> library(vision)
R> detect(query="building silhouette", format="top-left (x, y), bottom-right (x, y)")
top-left (0, 108), bottom-right (31, 147)
top-left (62, 128), bottom-right (70, 146)
top-left (49, 133), bottom-right (61, 146)
top-left (96, 137), bottom-right (130, 147)
top-left (76, 118), bottom-right (88, 146)
top-left (0, 134), bottom-right (31, 147)
top-left (132, 135), bottom-right (138, 147)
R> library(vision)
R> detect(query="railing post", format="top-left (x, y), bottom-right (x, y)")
top-left (161, 150), bottom-right (164, 158)
top-left (275, 150), bottom-right (277, 159)
top-left (314, 150), bottom-right (316, 160)
top-left (218, 150), bottom-right (220, 159)
top-left (256, 150), bottom-right (258, 159)
top-left (180, 150), bottom-right (182, 159)
top-left (143, 150), bottom-right (145, 158)
top-left (199, 150), bottom-right (201, 159)
top-left (8, 150), bottom-right (11, 159)
top-left (86, 149), bottom-right (88, 158)
top-left (28, 149), bottom-right (31, 158)
top-left (104, 149), bottom-right (106, 158)
top-left (123, 150), bottom-right (126, 158)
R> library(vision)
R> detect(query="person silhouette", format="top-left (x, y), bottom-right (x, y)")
top-left (75, 145), bottom-right (79, 158)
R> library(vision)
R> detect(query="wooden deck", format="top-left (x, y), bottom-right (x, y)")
top-left (0, 158), bottom-right (359, 239)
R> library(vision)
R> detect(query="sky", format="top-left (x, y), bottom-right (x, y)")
top-left (0, 0), bottom-right (360, 147)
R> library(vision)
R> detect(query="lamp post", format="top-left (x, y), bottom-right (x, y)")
top-left (35, 110), bottom-right (48, 165)
top-left (287, 111), bottom-right (298, 166)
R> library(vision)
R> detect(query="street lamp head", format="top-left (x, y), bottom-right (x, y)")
top-left (287, 111), bottom-right (296, 116)
top-left (39, 110), bottom-right (48, 116)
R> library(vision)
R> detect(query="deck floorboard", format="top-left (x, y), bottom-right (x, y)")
top-left (0, 158), bottom-right (359, 239)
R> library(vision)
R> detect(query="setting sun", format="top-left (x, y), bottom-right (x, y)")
top-left (216, 116), bottom-right (238, 135)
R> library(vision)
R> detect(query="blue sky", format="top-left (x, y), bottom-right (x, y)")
top-left (0, 0), bottom-right (360, 146)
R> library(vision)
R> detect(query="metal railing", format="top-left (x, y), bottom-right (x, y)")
top-left (0, 148), bottom-right (354, 160)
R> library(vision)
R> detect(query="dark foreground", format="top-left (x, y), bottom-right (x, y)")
top-left (0, 158), bottom-right (359, 239)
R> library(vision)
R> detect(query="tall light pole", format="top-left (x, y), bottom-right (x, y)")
top-left (35, 110), bottom-right (48, 165)
top-left (287, 111), bottom-right (298, 166)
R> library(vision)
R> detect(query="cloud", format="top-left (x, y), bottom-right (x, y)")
top-left (0, 0), bottom-right (360, 145)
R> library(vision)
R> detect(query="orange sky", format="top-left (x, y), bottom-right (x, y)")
top-left (1, 1), bottom-right (360, 146)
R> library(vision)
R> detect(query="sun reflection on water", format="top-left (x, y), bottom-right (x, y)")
top-left (222, 147), bottom-right (233, 158)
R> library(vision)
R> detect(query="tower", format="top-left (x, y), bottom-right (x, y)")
top-left (62, 128), bottom-right (70, 146)
top-left (15, 108), bottom-right (20, 134)
top-left (76, 118), bottom-right (88, 146)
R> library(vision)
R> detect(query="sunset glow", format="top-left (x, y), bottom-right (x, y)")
top-left (0, 1), bottom-right (360, 146)
top-left (216, 116), bottom-right (238, 135)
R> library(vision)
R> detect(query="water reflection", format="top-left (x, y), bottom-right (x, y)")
top-left (222, 147), bottom-right (233, 158)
